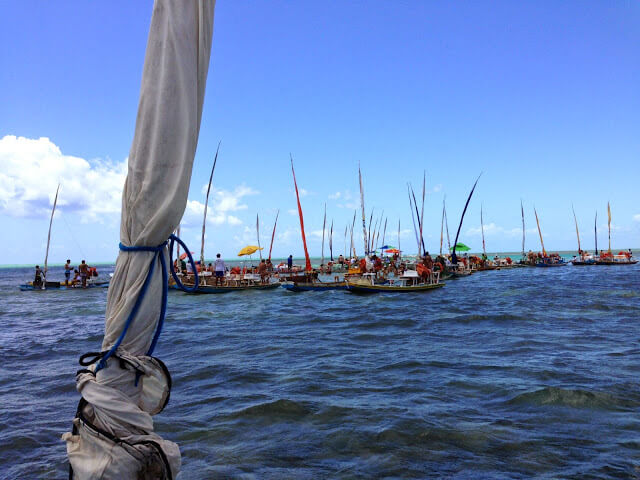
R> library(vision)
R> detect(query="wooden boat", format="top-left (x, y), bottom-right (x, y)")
top-left (535, 257), bottom-right (567, 267)
top-left (20, 280), bottom-right (110, 291)
top-left (171, 281), bottom-right (280, 294)
top-left (345, 271), bottom-right (444, 294)
top-left (595, 253), bottom-right (637, 266)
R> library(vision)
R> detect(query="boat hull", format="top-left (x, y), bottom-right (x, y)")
top-left (173, 282), bottom-right (281, 294)
top-left (19, 281), bottom-right (110, 291)
top-left (594, 260), bottom-right (638, 266)
top-left (281, 281), bottom-right (346, 292)
top-left (345, 282), bottom-right (445, 294)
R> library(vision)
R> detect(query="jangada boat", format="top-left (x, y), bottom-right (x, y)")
top-left (281, 280), bottom-right (346, 292)
top-left (534, 255), bottom-right (567, 267)
top-left (345, 271), bottom-right (445, 294)
top-left (170, 271), bottom-right (280, 294)
top-left (595, 252), bottom-right (637, 266)
top-left (20, 279), bottom-right (110, 291)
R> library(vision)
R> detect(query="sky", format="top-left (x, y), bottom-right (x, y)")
top-left (1, 1), bottom-right (639, 265)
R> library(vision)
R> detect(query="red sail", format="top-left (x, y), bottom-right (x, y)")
top-left (291, 158), bottom-right (312, 272)
top-left (268, 210), bottom-right (279, 261)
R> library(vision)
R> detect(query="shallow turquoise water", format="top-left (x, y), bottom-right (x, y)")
top-left (1, 263), bottom-right (639, 478)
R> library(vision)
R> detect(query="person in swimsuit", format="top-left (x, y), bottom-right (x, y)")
top-left (78, 260), bottom-right (89, 289)
top-left (214, 253), bottom-right (226, 286)
top-left (64, 259), bottom-right (72, 286)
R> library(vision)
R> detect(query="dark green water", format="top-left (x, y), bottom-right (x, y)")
top-left (1, 264), bottom-right (639, 478)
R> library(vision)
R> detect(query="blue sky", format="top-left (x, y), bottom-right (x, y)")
top-left (1, 1), bottom-right (639, 265)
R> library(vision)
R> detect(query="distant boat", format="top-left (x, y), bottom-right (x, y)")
top-left (345, 271), bottom-right (445, 294)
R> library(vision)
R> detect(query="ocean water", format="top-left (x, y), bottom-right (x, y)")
top-left (1, 263), bottom-right (639, 478)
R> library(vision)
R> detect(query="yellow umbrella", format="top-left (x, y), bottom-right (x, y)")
top-left (238, 245), bottom-right (263, 257)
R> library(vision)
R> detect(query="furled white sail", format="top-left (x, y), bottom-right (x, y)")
top-left (63, 1), bottom-right (215, 478)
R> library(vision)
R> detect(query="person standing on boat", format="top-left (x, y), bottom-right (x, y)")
top-left (214, 253), bottom-right (226, 286)
top-left (64, 259), bottom-right (73, 286)
top-left (287, 254), bottom-right (293, 271)
top-left (78, 260), bottom-right (89, 289)
top-left (33, 265), bottom-right (44, 287)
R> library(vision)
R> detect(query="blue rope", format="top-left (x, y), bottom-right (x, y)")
top-left (94, 234), bottom-right (199, 373)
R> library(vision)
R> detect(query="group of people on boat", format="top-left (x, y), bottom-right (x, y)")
top-left (33, 259), bottom-right (97, 288)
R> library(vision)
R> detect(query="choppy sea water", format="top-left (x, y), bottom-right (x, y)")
top-left (1, 263), bottom-right (639, 479)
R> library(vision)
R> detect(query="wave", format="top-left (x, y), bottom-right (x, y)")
top-left (232, 399), bottom-right (312, 419)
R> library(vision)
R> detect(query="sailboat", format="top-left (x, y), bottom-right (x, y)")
top-left (533, 208), bottom-right (566, 267)
top-left (595, 203), bottom-right (636, 265)
top-left (570, 205), bottom-right (596, 266)
top-left (281, 156), bottom-right (345, 292)
top-left (20, 185), bottom-right (110, 291)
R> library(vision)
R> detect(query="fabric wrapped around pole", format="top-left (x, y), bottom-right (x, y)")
top-left (63, 1), bottom-right (215, 478)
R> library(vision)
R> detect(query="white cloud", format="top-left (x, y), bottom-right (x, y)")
top-left (633, 214), bottom-right (640, 222)
top-left (299, 188), bottom-right (310, 197)
top-left (182, 184), bottom-right (257, 227)
top-left (328, 191), bottom-right (341, 199)
top-left (287, 208), bottom-right (298, 216)
top-left (0, 135), bottom-right (126, 221)
top-left (466, 223), bottom-right (536, 237)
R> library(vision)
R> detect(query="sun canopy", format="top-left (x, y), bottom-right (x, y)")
top-left (450, 242), bottom-right (471, 252)
top-left (238, 245), bottom-right (263, 256)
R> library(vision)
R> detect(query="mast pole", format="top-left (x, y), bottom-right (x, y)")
top-left (359, 164), bottom-right (368, 256)
top-left (329, 219), bottom-right (334, 262)
top-left (321, 203), bottom-right (326, 266)
top-left (481, 203), bottom-right (486, 255)
top-left (256, 213), bottom-right (262, 260)
top-left (607, 202), bottom-right (612, 253)
top-left (43, 184), bottom-right (60, 287)
top-left (440, 198), bottom-right (445, 255)
top-left (572, 204), bottom-right (581, 254)
top-left (521, 199), bottom-right (525, 257)
top-left (291, 155), bottom-right (312, 271)
top-left (534, 207), bottom-right (546, 256)
top-left (595, 211), bottom-right (598, 255)
top-left (200, 141), bottom-right (220, 267)
top-left (268, 210), bottom-right (279, 261)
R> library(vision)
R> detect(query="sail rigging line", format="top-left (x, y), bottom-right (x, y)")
top-left (451, 174), bottom-right (481, 265)
top-left (571, 204), bottom-right (581, 253)
top-left (367, 208), bottom-right (375, 255)
top-left (358, 164), bottom-right (368, 256)
top-left (268, 209), bottom-right (279, 261)
top-left (350, 210), bottom-right (356, 257)
top-left (534, 207), bottom-right (546, 256)
top-left (200, 141), bottom-right (220, 267)
top-left (291, 155), bottom-right (312, 272)
top-left (60, 209), bottom-right (87, 260)
top-left (481, 203), bottom-right (486, 255)
top-left (374, 212), bottom-right (383, 254)
top-left (397, 219), bottom-right (401, 257)
top-left (43, 184), bottom-right (60, 285)
top-left (407, 185), bottom-right (421, 256)
top-left (607, 202), bottom-right (612, 252)
top-left (520, 199), bottom-right (525, 257)
top-left (343, 224), bottom-right (347, 259)
top-left (321, 203), bottom-right (327, 266)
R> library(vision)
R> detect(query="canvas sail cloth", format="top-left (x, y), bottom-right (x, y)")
top-left (62, 1), bottom-right (215, 479)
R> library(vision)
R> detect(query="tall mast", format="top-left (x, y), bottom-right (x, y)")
top-left (256, 213), bottom-right (262, 260)
top-left (381, 218), bottom-right (387, 253)
top-left (291, 155), bottom-right (312, 272)
top-left (419, 171), bottom-right (426, 255)
top-left (520, 199), bottom-right (525, 257)
top-left (534, 207), bottom-right (546, 256)
top-left (440, 198), bottom-right (445, 255)
top-left (397, 219), bottom-right (401, 257)
top-left (350, 210), bottom-right (356, 257)
top-left (343, 225), bottom-right (347, 258)
top-left (367, 208), bottom-right (374, 255)
top-left (481, 203), bottom-right (486, 255)
top-left (200, 141), bottom-right (220, 266)
top-left (268, 210), bottom-right (279, 261)
top-left (43, 184), bottom-right (60, 284)
top-left (408, 185), bottom-right (420, 256)
top-left (359, 164), bottom-right (368, 256)
top-left (451, 174), bottom-right (481, 264)
top-left (444, 197), bottom-right (451, 252)
top-left (571, 204), bottom-right (581, 253)
top-left (329, 219), bottom-right (334, 262)
top-left (321, 203), bottom-right (326, 266)
top-left (607, 202), bottom-right (612, 253)
top-left (595, 211), bottom-right (598, 254)
top-left (410, 185), bottom-right (426, 255)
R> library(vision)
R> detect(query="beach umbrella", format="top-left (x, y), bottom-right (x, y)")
top-left (179, 251), bottom-right (194, 260)
top-left (379, 245), bottom-right (396, 250)
top-left (238, 245), bottom-right (263, 257)
top-left (385, 248), bottom-right (400, 254)
top-left (64, 2), bottom-right (215, 478)
top-left (450, 242), bottom-right (471, 252)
